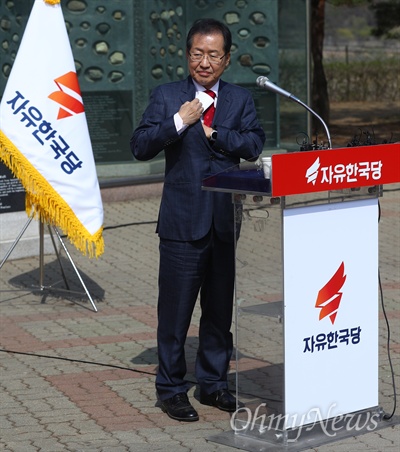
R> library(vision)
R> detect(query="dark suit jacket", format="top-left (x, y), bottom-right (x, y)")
top-left (130, 76), bottom-right (266, 242)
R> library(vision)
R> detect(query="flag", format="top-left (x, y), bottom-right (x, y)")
top-left (0, 0), bottom-right (104, 258)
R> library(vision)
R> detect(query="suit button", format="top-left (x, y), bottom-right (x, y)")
top-left (210, 154), bottom-right (216, 160)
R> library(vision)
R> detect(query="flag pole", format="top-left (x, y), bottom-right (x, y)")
top-left (39, 220), bottom-right (45, 288)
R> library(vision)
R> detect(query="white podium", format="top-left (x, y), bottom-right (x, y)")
top-left (202, 143), bottom-right (399, 451)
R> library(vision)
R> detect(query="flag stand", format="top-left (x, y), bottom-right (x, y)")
top-left (0, 216), bottom-right (98, 312)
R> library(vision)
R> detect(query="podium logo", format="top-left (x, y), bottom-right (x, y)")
top-left (305, 157), bottom-right (320, 185)
top-left (48, 71), bottom-right (85, 120)
top-left (315, 262), bottom-right (346, 324)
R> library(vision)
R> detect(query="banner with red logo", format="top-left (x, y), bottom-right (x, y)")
top-left (271, 143), bottom-right (400, 197)
top-left (283, 198), bottom-right (379, 426)
top-left (0, 0), bottom-right (104, 257)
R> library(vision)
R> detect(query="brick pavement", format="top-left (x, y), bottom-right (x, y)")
top-left (0, 185), bottom-right (399, 451)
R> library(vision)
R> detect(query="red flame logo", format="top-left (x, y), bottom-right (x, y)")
top-left (315, 262), bottom-right (346, 324)
top-left (48, 71), bottom-right (84, 119)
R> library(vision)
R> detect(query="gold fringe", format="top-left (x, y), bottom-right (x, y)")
top-left (0, 130), bottom-right (104, 258)
top-left (44, 0), bottom-right (61, 5)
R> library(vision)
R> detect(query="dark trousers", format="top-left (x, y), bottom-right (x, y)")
top-left (156, 227), bottom-right (235, 401)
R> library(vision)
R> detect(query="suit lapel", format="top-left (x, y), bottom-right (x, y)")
top-left (178, 77), bottom-right (231, 142)
top-left (179, 77), bottom-right (209, 141)
top-left (213, 80), bottom-right (231, 126)
top-left (180, 76), bottom-right (196, 104)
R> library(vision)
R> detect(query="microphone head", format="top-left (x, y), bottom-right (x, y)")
top-left (256, 76), bottom-right (269, 86)
top-left (256, 75), bottom-right (292, 98)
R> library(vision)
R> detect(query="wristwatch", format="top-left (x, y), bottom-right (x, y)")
top-left (210, 129), bottom-right (218, 142)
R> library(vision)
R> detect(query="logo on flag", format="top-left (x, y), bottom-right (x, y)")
top-left (315, 262), bottom-right (346, 324)
top-left (0, 0), bottom-right (104, 257)
top-left (48, 71), bottom-right (85, 119)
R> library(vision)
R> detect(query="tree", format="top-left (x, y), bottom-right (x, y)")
top-left (311, 0), bottom-right (330, 133)
top-left (311, 0), bottom-right (369, 131)
top-left (369, 0), bottom-right (400, 38)
top-left (310, 0), bottom-right (398, 133)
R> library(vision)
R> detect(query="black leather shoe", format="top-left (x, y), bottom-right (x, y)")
top-left (200, 389), bottom-right (241, 412)
top-left (160, 393), bottom-right (199, 422)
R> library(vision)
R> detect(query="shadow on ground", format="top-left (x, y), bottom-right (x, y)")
top-left (7, 255), bottom-right (105, 302)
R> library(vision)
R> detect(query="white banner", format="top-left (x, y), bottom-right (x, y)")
top-left (0, 0), bottom-right (104, 257)
top-left (283, 199), bottom-right (379, 427)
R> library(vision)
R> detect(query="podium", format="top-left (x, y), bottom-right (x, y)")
top-left (202, 144), bottom-right (400, 451)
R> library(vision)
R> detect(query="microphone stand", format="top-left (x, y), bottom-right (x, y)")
top-left (257, 76), bottom-right (332, 149)
top-left (290, 96), bottom-right (332, 150)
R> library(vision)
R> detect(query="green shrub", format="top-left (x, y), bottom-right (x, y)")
top-left (325, 59), bottom-right (399, 102)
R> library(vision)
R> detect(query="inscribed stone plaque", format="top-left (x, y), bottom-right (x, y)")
top-left (0, 162), bottom-right (25, 213)
top-left (83, 91), bottom-right (133, 163)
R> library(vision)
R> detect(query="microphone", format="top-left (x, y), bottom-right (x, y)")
top-left (256, 76), bottom-right (332, 149)
top-left (256, 75), bottom-right (296, 100)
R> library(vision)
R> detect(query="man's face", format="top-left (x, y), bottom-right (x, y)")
top-left (187, 32), bottom-right (230, 89)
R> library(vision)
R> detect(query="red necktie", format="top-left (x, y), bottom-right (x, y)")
top-left (203, 89), bottom-right (216, 127)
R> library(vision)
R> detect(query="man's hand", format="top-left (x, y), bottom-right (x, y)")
top-left (179, 99), bottom-right (203, 125)
top-left (202, 123), bottom-right (213, 140)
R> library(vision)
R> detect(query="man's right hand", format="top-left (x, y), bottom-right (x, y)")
top-left (178, 99), bottom-right (203, 126)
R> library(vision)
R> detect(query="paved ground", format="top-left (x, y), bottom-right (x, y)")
top-left (0, 184), bottom-right (399, 452)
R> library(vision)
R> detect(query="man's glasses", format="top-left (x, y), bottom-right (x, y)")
top-left (188, 52), bottom-right (226, 65)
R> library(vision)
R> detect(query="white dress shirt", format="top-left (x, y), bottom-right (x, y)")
top-left (174, 79), bottom-right (219, 134)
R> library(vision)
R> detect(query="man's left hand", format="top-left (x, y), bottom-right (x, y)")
top-left (202, 123), bottom-right (213, 140)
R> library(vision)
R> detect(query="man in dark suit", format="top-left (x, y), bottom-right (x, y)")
top-left (130, 18), bottom-right (265, 422)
